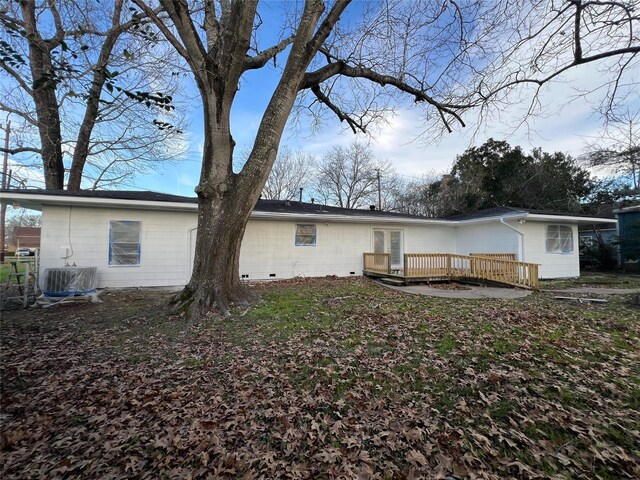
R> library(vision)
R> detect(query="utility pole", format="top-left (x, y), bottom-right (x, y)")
top-left (375, 168), bottom-right (382, 211)
top-left (1, 120), bottom-right (11, 262)
top-left (629, 119), bottom-right (637, 190)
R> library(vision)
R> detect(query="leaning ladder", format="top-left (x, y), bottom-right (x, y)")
top-left (1, 258), bottom-right (39, 309)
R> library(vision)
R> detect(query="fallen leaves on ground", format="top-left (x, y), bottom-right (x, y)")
top-left (1, 278), bottom-right (639, 479)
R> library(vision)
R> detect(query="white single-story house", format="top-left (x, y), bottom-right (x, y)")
top-left (1, 189), bottom-right (617, 288)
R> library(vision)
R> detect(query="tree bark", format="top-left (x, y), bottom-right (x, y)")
top-left (175, 192), bottom-right (257, 318)
top-left (67, 0), bottom-right (125, 191)
top-left (20, 0), bottom-right (65, 190)
top-left (148, 0), bottom-right (338, 319)
top-left (171, 70), bottom-right (259, 317)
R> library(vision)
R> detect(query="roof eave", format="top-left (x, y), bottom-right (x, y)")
top-left (526, 213), bottom-right (617, 224)
top-left (1, 191), bottom-right (197, 212)
top-left (249, 210), bottom-right (452, 225)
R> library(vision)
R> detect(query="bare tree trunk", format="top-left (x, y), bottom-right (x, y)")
top-left (67, 0), bottom-right (125, 191)
top-left (19, 0), bottom-right (65, 190)
top-left (171, 86), bottom-right (261, 317)
top-left (174, 192), bottom-right (257, 318)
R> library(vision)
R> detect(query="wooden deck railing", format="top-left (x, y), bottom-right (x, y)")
top-left (363, 252), bottom-right (539, 289)
top-left (470, 253), bottom-right (517, 261)
top-left (363, 252), bottom-right (391, 274)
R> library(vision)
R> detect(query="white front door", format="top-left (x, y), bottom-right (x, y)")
top-left (373, 229), bottom-right (403, 268)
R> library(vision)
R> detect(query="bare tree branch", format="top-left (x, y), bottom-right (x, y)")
top-left (243, 35), bottom-right (294, 71)
top-left (0, 63), bottom-right (33, 96)
top-left (311, 85), bottom-right (364, 134)
top-left (301, 61), bottom-right (467, 131)
top-left (0, 146), bottom-right (41, 155)
top-left (131, 0), bottom-right (192, 61)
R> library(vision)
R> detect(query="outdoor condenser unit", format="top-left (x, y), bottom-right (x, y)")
top-left (39, 267), bottom-right (98, 297)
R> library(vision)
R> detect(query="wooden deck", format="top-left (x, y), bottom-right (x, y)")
top-left (363, 253), bottom-right (539, 289)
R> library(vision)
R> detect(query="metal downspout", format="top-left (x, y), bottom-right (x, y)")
top-left (500, 217), bottom-right (525, 261)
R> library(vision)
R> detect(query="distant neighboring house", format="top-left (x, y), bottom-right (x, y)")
top-left (578, 224), bottom-right (617, 248)
top-left (9, 226), bottom-right (41, 251)
top-left (614, 205), bottom-right (640, 265)
top-left (0, 189), bottom-right (617, 288)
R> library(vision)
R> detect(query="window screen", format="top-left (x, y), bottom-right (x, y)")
top-left (295, 224), bottom-right (316, 246)
top-left (546, 225), bottom-right (574, 254)
top-left (109, 221), bottom-right (141, 265)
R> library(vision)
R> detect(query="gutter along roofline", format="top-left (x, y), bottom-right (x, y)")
top-left (0, 190), bottom-right (618, 226)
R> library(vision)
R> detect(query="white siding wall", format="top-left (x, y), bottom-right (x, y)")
top-left (212, 220), bottom-right (454, 280)
top-left (519, 222), bottom-right (580, 278)
top-left (455, 222), bottom-right (519, 257)
top-left (42, 205), bottom-right (454, 287)
top-left (39, 205), bottom-right (581, 286)
top-left (41, 206), bottom-right (195, 288)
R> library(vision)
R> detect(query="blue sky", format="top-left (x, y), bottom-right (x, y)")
top-left (130, 1), bottom-right (639, 198)
top-left (4, 1), bottom-right (638, 197)
top-left (135, 66), bottom-right (630, 198)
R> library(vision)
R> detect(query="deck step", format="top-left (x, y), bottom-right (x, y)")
top-left (380, 277), bottom-right (406, 286)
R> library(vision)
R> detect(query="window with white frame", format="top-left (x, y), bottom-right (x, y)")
top-left (109, 220), bottom-right (141, 265)
top-left (546, 225), bottom-right (574, 254)
top-left (295, 224), bottom-right (316, 246)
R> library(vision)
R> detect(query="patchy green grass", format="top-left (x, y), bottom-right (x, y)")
top-left (1, 277), bottom-right (639, 479)
top-left (540, 272), bottom-right (640, 289)
top-left (0, 258), bottom-right (37, 283)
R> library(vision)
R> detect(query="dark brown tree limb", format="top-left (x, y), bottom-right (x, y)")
top-left (307, 0), bottom-right (351, 53)
top-left (243, 36), bottom-right (295, 71)
top-left (45, 0), bottom-right (65, 50)
top-left (311, 85), bottom-right (364, 134)
top-left (0, 63), bottom-right (33, 95)
top-left (301, 62), bottom-right (467, 130)
top-left (0, 146), bottom-right (42, 155)
top-left (18, 0), bottom-right (65, 189)
top-left (67, 0), bottom-right (126, 191)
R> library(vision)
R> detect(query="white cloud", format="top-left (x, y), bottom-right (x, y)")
top-left (5, 158), bottom-right (45, 188)
top-left (282, 63), bottom-right (638, 181)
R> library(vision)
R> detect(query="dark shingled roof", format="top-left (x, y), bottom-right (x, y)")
top-left (3, 189), bottom-right (613, 221)
top-left (3, 189), bottom-right (428, 220)
top-left (445, 206), bottom-right (615, 221)
top-left (444, 206), bottom-right (527, 220)
top-left (10, 189), bottom-right (196, 203)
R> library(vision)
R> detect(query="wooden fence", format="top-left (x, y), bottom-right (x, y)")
top-left (363, 252), bottom-right (539, 289)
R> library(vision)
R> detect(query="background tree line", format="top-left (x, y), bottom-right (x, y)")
top-left (267, 138), bottom-right (639, 217)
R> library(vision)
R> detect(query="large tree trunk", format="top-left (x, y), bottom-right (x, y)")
top-left (20, 0), bottom-right (65, 190)
top-left (171, 83), bottom-right (262, 318)
top-left (173, 191), bottom-right (257, 318)
top-left (146, 0), bottom-right (334, 320)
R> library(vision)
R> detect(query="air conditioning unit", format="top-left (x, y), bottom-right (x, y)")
top-left (39, 267), bottom-right (98, 297)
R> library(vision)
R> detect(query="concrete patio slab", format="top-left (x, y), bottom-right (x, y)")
top-left (542, 287), bottom-right (640, 295)
top-left (377, 281), bottom-right (532, 299)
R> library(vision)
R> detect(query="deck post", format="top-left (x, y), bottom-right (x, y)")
top-left (387, 254), bottom-right (391, 275)
top-left (403, 254), bottom-right (408, 277)
top-left (446, 254), bottom-right (451, 276)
